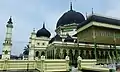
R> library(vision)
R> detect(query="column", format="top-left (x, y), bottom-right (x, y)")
top-left (93, 28), bottom-right (97, 60)
top-left (66, 49), bottom-right (69, 56)
top-left (54, 48), bottom-right (56, 59)
top-left (89, 50), bottom-right (91, 59)
top-left (72, 49), bottom-right (75, 56)
top-left (60, 49), bottom-right (63, 59)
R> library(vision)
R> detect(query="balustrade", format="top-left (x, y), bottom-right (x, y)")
top-left (0, 56), bottom-right (69, 72)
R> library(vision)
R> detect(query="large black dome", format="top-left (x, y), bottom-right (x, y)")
top-left (36, 24), bottom-right (51, 38)
top-left (56, 3), bottom-right (85, 28)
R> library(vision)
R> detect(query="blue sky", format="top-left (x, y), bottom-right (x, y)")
top-left (0, 0), bottom-right (120, 56)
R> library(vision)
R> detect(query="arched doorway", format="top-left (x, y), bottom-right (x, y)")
top-left (86, 50), bottom-right (90, 59)
top-left (74, 50), bottom-right (78, 68)
top-left (91, 50), bottom-right (95, 59)
top-left (63, 49), bottom-right (67, 59)
top-left (55, 49), bottom-right (60, 59)
top-left (36, 51), bottom-right (39, 57)
top-left (69, 49), bottom-right (73, 66)
top-left (41, 51), bottom-right (45, 56)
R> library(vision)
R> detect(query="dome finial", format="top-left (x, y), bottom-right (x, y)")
top-left (70, 2), bottom-right (73, 10)
top-left (43, 22), bottom-right (45, 28)
top-left (86, 12), bottom-right (88, 19)
top-left (36, 22), bottom-right (51, 38)
top-left (7, 16), bottom-right (13, 24)
top-left (92, 8), bottom-right (94, 15)
top-left (33, 28), bottom-right (35, 32)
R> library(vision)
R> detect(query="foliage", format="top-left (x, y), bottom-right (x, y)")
top-left (23, 45), bottom-right (29, 55)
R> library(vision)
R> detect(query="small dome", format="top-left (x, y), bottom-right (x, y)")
top-left (49, 34), bottom-right (62, 44)
top-left (64, 34), bottom-right (74, 42)
top-left (56, 3), bottom-right (85, 28)
top-left (36, 23), bottom-right (51, 38)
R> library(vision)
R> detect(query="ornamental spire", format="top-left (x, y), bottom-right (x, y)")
top-left (32, 28), bottom-right (35, 34)
top-left (7, 16), bottom-right (13, 24)
top-left (33, 28), bottom-right (35, 32)
top-left (92, 8), bottom-right (94, 15)
top-left (86, 12), bottom-right (88, 19)
top-left (43, 22), bottom-right (45, 28)
top-left (70, 2), bottom-right (73, 10)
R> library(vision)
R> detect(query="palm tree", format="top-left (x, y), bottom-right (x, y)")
top-left (19, 53), bottom-right (23, 59)
top-left (23, 45), bottom-right (29, 56)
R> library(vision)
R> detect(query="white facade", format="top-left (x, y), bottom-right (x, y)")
top-left (28, 29), bottom-right (50, 60)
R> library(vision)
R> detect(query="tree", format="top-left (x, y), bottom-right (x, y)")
top-left (23, 45), bottom-right (29, 55)
top-left (19, 53), bottom-right (23, 59)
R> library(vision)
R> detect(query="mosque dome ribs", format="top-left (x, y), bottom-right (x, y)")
top-left (36, 23), bottom-right (51, 38)
top-left (56, 2), bottom-right (85, 28)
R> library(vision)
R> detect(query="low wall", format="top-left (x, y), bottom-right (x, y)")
top-left (77, 59), bottom-right (110, 72)
top-left (0, 60), bottom-right (36, 71)
top-left (0, 58), bottom-right (69, 72)
top-left (43, 59), bottom-right (69, 72)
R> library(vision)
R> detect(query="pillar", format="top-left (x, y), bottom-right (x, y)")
top-left (66, 49), bottom-right (69, 56)
top-left (54, 48), bottom-right (56, 59)
top-left (93, 28), bottom-right (97, 60)
top-left (60, 49), bottom-right (63, 59)
top-left (72, 49), bottom-right (75, 56)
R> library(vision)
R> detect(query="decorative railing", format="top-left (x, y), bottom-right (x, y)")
top-left (97, 59), bottom-right (114, 64)
top-left (43, 59), bottom-right (68, 72)
top-left (77, 56), bottom-right (111, 72)
top-left (0, 60), bottom-right (36, 71)
top-left (0, 56), bottom-right (69, 72)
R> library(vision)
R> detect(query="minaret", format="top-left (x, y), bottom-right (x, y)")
top-left (2, 16), bottom-right (13, 60)
top-left (92, 8), bottom-right (94, 15)
top-left (28, 28), bottom-right (36, 60)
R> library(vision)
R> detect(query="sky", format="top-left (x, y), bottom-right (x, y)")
top-left (0, 0), bottom-right (120, 56)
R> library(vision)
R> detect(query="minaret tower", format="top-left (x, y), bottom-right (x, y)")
top-left (2, 16), bottom-right (13, 59)
top-left (29, 28), bottom-right (36, 60)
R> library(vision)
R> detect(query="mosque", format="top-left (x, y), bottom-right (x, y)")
top-left (1, 3), bottom-right (120, 66)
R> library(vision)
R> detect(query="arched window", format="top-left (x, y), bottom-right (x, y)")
top-left (41, 51), bottom-right (45, 56)
top-left (37, 43), bottom-right (40, 45)
top-left (36, 51), bottom-right (39, 57)
top-left (5, 50), bottom-right (8, 54)
top-left (63, 49), bottom-right (67, 59)
top-left (42, 43), bottom-right (45, 45)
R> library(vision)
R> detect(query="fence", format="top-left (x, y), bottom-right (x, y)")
top-left (77, 56), bottom-right (111, 72)
top-left (0, 56), bottom-right (69, 72)
top-left (0, 60), bottom-right (36, 71)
